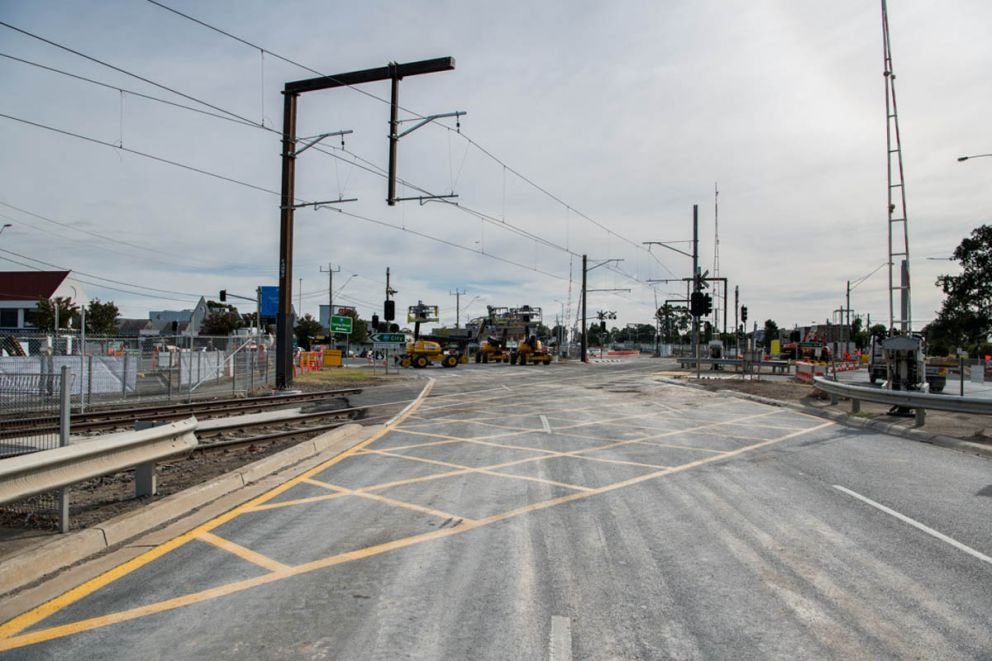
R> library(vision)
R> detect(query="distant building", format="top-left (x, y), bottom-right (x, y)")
top-left (146, 297), bottom-right (209, 336)
top-left (0, 270), bottom-right (88, 332)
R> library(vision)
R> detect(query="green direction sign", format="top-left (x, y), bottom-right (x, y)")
top-left (330, 315), bottom-right (353, 334)
top-left (369, 332), bottom-right (406, 343)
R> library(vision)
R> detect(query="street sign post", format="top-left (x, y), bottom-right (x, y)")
top-left (330, 315), bottom-right (353, 334)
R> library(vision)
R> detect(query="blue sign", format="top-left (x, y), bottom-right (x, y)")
top-left (260, 286), bottom-right (279, 317)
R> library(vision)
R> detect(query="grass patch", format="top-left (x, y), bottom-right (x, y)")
top-left (295, 368), bottom-right (411, 386)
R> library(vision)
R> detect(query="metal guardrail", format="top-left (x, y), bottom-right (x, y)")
top-left (812, 377), bottom-right (992, 426)
top-left (678, 357), bottom-right (791, 374)
top-left (0, 417), bottom-right (198, 510)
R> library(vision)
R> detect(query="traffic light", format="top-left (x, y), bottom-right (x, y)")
top-left (741, 306), bottom-right (748, 323)
top-left (384, 299), bottom-right (395, 321)
top-left (371, 314), bottom-right (380, 332)
top-left (690, 291), bottom-right (705, 317)
top-left (702, 294), bottom-right (713, 316)
top-left (600, 321), bottom-right (607, 332)
top-left (219, 290), bottom-right (227, 302)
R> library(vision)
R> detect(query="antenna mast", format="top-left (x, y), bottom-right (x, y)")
top-left (882, 0), bottom-right (912, 333)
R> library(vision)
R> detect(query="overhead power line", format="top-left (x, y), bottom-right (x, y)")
top-left (0, 112), bottom-right (279, 196)
top-left (139, 1), bottom-right (672, 273)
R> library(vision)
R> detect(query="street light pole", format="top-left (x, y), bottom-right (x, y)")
top-left (957, 153), bottom-right (992, 162)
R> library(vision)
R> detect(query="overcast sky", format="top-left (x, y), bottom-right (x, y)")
top-left (1, 0), bottom-right (990, 334)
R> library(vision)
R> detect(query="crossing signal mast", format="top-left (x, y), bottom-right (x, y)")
top-left (882, 0), bottom-right (912, 334)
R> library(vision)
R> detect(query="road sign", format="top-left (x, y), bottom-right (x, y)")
top-left (259, 286), bottom-right (279, 317)
top-left (330, 315), bottom-right (353, 334)
top-left (369, 332), bottom-right (406, 343)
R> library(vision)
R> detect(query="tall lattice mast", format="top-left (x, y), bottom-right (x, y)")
top-left (882, 0), bottom-right (912, 333)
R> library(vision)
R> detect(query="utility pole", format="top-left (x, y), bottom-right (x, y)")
top-left (275, 57), bottom-right (456, 389)
top-left (734, 285), bottom-right (739, 354)
top-left (321, 263), bottom-right (340, 343)
top-left (691, 204), bottom-right (700, 370)
top-left (449, 289), bottom-right (466, 328)
top-left (581, 255), bottom-right (587, 362)
top-left (580, 255), bottom-right (628, 363)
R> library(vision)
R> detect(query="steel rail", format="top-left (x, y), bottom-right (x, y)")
top-left (0, 388), bottom-right (362, 440)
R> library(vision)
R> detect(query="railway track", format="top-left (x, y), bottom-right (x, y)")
top-left (190, 397), bottom-right (414, 451)
top-left (0, 388), bottom-right (363, 440)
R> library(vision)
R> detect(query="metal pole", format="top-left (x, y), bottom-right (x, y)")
top-left (581, 254), bottom-right (587, 362)
top-left (387, 67), bottom-right (400, 206)
top-left (58, 365), bottom-right (70, 533)
top-left (276, 90), bottom-right (298, 389)
top-left (79, 305), bottom-right (86, 412)
top-left (692, 204), bottom-right (700, 380)
top-left (734, 285), bottom-right (739, 355)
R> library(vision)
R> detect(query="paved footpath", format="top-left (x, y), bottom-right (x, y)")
top-left (2, 359), bottom-right (991, 659)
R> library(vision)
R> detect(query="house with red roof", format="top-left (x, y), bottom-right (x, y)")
top-left (0, 271), bottom-right (89, 331)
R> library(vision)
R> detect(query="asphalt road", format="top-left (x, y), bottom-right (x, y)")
top-left (2, 358), bottom-right (990, 659)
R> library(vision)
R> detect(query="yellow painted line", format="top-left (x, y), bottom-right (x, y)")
top-left (358, 468), bottom-right (476, 492)
top-left (627, 440), bottom-right (726, 455)
top-left (196, 532), bottom-right (290, 573)
top-left (396, 427), bottom-right (536, 443)
top-left (346, 490), bottom-right (475, 524)
top-left (301, 477), bottom-right (348, 493)
top-left (0, 417), bottom-right (839, 652)
top-left (365, 448), bottom-right (592, 492)
top-left (452, 438), bottom-right (559, 456)
top-left (364, 438), bottom-right (465, 452)
top-left (245, 493), bottom-right (348, 512)
top-left (0, 377), bottom-right (436, 643)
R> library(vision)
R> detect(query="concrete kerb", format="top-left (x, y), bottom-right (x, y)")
top-left (0, 423), bottom-right (379, 599)
top-left (715, 389), bottom-right (992, 461)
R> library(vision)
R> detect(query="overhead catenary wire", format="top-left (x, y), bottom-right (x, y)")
top-left (3, 12), bottom-right (664, 317)
top-left (138, 1), bottom-right (674, 275)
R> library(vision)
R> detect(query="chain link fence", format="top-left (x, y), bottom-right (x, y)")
top-left (0, 367), bottom-right (72, 529)
top-left (0, 332), bottom-right (276, 413)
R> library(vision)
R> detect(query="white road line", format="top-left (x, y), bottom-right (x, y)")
top-left (540, 415), bottom-right (553, 434)
top-left (549, 615), bottom-right (572, 661)
top-left (833, 485), bottom-right (992, 567)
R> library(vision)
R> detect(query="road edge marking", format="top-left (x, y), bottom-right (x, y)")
top-left (832, 485), bottom-right (992, 566)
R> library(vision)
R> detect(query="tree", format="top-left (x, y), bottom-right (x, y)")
top-left (928, 225), bottom-right (992, 353)
top-left (294, 314), bottom-right (323, 350)
top-left (762, 319), bottom-right (779, 352)
top-left (201, 310), bottom-right (244, 336)
top-left (85, 299), bottom-right (119, 336)
top-left (851, 316), bottom-right (866, 350)
top-left (340, 308), bottom-right (368, 345)
top-left (657, 304), bottom-right (690, 343)
top-left (34, 296), bottom-right (79, 331)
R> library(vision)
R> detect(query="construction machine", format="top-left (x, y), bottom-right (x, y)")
top-left (397, 301), bottom-right (459, 369)
top-left (470, 305), bottom-right (551, 366)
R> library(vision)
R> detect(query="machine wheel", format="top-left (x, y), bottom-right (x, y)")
top-left (510, 352), bottom-right (518, 365)
top-left (475, 352), bottom-right (482, 363)
top-left (413, 355), bottom-right (429, 369)
top-left (543, 355), bottom-right (552, 365)
top-left (400, 357), bottom-right (412, 368)
top-left (482, 353), bottom-right (489, 364)
top-left (442, 355), bottom-right (458, 368)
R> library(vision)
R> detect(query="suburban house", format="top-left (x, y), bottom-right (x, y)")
top-left (0, 270), bottom-right (89, 332)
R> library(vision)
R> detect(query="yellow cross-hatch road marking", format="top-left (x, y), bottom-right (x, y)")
top-left (196, 532), bottom-right (290, 573)
top-left (0, 379), bottom-right (834, 653)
